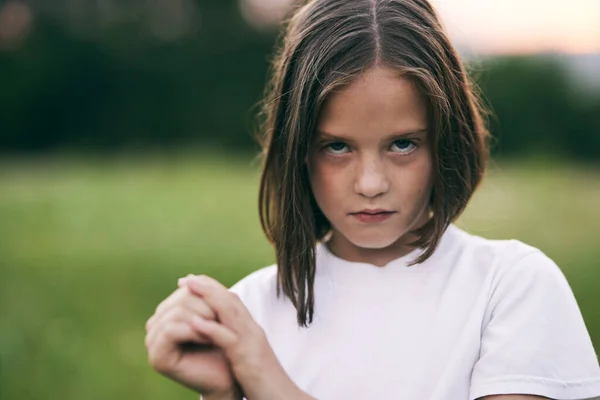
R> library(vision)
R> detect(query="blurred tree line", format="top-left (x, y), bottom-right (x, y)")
top-left (0, 0), bottom-right (599, 159)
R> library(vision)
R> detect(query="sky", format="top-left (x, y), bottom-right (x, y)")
top-left (426, 0), bottom-right (599, 55)
top-left (242, 0), bottom-right (600, 55)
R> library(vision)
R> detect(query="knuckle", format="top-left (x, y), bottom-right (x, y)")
top-left (147, 352), bottom-right (166, 372)
top-left (145, 316), bottom-right (155, 332)
top-left (228, 294), bottom-right (243, 315)
top-left (179, 291), bottom-right (195, 304)
top-left (195, 301), bottom-right (213, 319)
top-left (230, 305), bottom-right (241, 320)
top-left (197, 275), bottom-right (217, 286)
top-left (163, 321), bottom-right (187, 341)
top-left (154, 297), bottom-right (173, 316)
top-left (162, 324), bottom-right (177, 339)
top-left (156, 293), bottom-right (175, 312)
top-left (145, 343), bottom-right (168, 373)
top-left (174, 287), bottom-right (188, 302)
top-left (173, 291), bottom-right (188, 306)
top-left (164, 307), bottom-right (184, 324)
top-left (230, 335), bottom-right (240, 348)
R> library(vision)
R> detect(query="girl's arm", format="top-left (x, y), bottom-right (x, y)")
top-left (180, 275), bottom-right (316, 400)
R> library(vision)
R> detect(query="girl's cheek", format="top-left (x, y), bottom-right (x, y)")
top-left (314, 159), bottom-right (342, 185)
top-left (309, 162), bottom-right (337, 201)
top-left (309, 152), bottom-right (353, 193)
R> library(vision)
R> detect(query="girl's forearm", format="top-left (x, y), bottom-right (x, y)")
top-left (240, 361), bottom-right (316, 400)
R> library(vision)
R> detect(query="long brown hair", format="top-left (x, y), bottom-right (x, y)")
top-left (257, 0), bottom-right (489, 327)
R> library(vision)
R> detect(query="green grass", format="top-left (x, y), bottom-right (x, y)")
top-left (1, 153), bottom-right (599, 400)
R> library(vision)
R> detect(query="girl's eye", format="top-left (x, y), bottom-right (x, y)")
top-left (390, 139), bottom-right (417, 154)
top-left (324, 142), bottom-right (350, 155)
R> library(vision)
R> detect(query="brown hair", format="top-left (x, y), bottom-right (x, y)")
top-left (257, 0), bottom-right (489, 327)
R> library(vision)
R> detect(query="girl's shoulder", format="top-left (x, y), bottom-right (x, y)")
top-left (455, 226), bottom-right (600, 398)
top-left (447, 226), bottom-right (580, 327)
top-left (446, 224), bottom-right (537, 256)
top-left (229, 263), bottom-right (278, 298)
top-left (443, 224), bottom-right (556, 278)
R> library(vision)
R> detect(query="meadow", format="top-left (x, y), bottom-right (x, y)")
top-left (1, 153), bottom-right (599, 400)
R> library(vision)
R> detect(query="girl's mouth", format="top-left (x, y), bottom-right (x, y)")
top-left (351, 211), bottom-right (396, 223)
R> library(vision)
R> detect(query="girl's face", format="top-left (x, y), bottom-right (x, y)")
top-left (307, 66), bottom-right (433, 266)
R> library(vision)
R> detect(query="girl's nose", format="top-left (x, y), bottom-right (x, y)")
top-left (354, 156), bottom-right (390, 198)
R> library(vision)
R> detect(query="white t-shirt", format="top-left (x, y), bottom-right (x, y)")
top-left (230, 225), bottom-right (600, 400)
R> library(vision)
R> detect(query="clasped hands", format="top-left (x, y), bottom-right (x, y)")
top-left (144, 275), bottom-right (311, 400)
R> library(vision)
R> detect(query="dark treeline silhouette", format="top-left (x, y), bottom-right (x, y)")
top-left (1, 0), bottom-right (599, 159)
top-left (474, 56), bottom-right (600, 160)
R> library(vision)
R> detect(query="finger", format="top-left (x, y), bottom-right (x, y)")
top-left (147, 293), bottom-right (183, 333)
top-left (152, 274), bottom-right (196, 320)
top-left (183, 276), bottom-right (252, 333)
top-left (147, 307), bottom-right (213, 346)
top-left (179, 290), bottom-right (217, 322)
top-left (180, 275), bottom-right (227, 291)
top-left (153, 273), bottom-right (201, 316)
top-left (191, 316), bottom-right (238, 350)
top-left (145, 314), bottom-right (156, 333)
top-left (177, 274), bottom-right (195, 288)
top-left (153, 287), bottom-right (188, 319)
top-left (149, 287), bottom-right (217, 332)
top-left (160, 320), bottom-right (205, 345)
top-left (148, 321), bottom-right (205, 373)
top-left (148, 286), bottom-right (218, 345)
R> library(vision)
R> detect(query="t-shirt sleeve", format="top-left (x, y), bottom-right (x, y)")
top-left (469, 250), bottom-right (600, 400)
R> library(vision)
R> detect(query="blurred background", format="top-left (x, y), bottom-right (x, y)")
top-left (0, 0), bottom-right (599, 399)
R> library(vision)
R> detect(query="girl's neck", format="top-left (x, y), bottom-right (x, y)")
top-left (326, 235), bottom-right (418, 267)
top-left (326, 210), bottom-right (431, 267)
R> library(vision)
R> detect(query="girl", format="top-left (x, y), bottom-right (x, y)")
top-left (144, 0), bottom-right (600, 399)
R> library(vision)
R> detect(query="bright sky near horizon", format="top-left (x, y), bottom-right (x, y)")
top-left (243, 0), bottom-right (600, 55)
top-left (429, 0), bottom-right (600, 54)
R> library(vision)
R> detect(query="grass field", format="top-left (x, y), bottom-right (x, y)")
top-left (1, 153), bottom-right (599, 400)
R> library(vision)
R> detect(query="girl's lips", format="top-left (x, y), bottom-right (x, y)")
top-left (351, 211), bottom-right (395, 223)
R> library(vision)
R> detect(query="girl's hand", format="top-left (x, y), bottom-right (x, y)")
top-left (145, 283), bottom-right (243, 400)
top-left (180, 275), bottom-right (314, 400)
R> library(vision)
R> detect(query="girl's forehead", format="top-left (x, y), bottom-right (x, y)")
top-left (317, 67), bottom-right (428, 137)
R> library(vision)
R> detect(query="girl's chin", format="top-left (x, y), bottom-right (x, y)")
top-left (338, 232), bottom-right (406, 250)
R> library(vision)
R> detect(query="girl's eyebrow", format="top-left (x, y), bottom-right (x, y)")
top-left (316, 129), bottom-right (428, 141)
